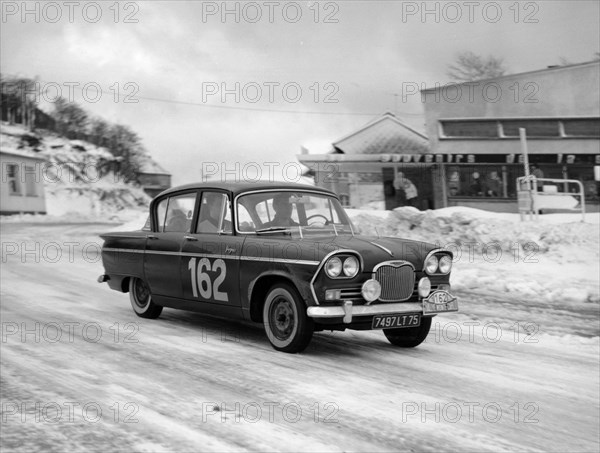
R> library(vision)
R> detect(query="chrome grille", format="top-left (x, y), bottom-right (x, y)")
top-left (374, 261), bottom-right (415, 302)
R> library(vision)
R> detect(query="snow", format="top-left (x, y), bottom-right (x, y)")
top-left (2, 161), bottom-right (599, 450)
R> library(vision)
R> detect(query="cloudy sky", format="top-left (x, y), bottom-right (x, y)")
top-left (2, 0), bottom-right (599, 184)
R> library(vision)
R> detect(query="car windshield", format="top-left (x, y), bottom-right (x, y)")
top-left (236, 191), bottom-right (355, 236)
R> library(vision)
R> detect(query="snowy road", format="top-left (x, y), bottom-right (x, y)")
top-left (1, 223), bottom-right (599, 452)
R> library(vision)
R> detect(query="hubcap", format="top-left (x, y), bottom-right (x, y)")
top-left (134, 279), bottom-right (150, 307)
top-left (270, 296), bottom-right (295, 341)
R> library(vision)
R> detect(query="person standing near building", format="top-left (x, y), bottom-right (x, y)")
top-left (394, 172), bottom-right (418, 207)
top-left (531, 164), bottom-right (544, 191)
top-left (485, 170), bottom-right (502, 197)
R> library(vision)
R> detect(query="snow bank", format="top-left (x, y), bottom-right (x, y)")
top-left (350, 206), bottom-right (599, 254)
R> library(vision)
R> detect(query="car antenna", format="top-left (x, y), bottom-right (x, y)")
top-left (332, 223), bottom-right (338, 236)
top-left (298, 225), bottom-right (303, 239)
top-left (375, 227), bottom-right (380, 239)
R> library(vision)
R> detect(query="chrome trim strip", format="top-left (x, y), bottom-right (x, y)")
top-left (369, 241), bottom-right (394, 257)
top-left (239, 256), bottom-right (319, 266)
top-left (102, 247), bottom-right (318, 265)
top-left (307, 302), bottom-right (424, 318)
top-left (102, 248), bottom-right (144, 254)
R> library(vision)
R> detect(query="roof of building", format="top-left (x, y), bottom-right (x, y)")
top-left (421, 60), bottom-right (600, 92)
top-left (331, 112), bottom-right (429, 155)
top-left (138, 156), bottom-right (170, 175)
top-left (0, 147), bottom-right (47, 161)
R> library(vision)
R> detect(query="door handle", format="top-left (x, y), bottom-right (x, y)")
top-left (184, 235), bottom-right (198, 241)
top-left (146, 234), bottom-right (158, 240)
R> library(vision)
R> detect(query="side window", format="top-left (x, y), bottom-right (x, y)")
top-left (155, 198), bottom-right (169, 232)
top-left (6, 164), bottom-right (21, 195)
top-left (164, 193), bottom-right (197, 233)
top-left (196, 192), bottom-right (231, 234)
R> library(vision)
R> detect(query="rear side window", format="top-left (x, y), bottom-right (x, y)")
top-left (164, 193), bottom-right (197, 233)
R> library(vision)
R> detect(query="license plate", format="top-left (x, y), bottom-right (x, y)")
top-left (423, 290), bottom-right (459, 314)
top-left (372, 313), bottom-right (421, 329)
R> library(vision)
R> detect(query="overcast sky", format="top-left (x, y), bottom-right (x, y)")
top-left (2, 0), bottom-right (599, 184)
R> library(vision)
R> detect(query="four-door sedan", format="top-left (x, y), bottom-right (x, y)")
top-left (98, 182), bottom-right (458, 353)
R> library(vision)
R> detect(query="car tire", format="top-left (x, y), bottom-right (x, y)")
top-left (263, 283), bottom-right (314, 353)
top-left (129, 277), bottom-right (163, 319)
top-left (383, 316), bottom-right (432, 348)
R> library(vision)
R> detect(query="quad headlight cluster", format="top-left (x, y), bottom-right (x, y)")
top-left (424, 254), bottom-right (452, 275)
top-left (324, 255), bottom-right (360, 278)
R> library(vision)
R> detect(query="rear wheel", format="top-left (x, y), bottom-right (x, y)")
top-left (129, 277), bottom-right (163, 319)
top-left (383, 316), bottom-right (432, 347)
top-left (263, 283), bottom-right (313, 353)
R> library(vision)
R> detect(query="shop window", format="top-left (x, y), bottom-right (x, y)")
top-left (568, 166), bottom-right (599, 200)
top-left (562, 119), bottom-right (600, 138)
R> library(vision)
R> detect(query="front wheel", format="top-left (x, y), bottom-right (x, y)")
top-left (129, 277), bottom-right (163, 319)
top-left (263, 283), bottom-right (313, 353)
top-left (383, 316), bottom-right (432, 348)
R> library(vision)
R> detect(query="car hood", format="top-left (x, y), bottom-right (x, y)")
top-left (301, 234), bottom-right (441, 271)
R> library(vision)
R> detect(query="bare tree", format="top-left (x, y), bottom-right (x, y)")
top-left (446, 51), bottom-right (507, 82)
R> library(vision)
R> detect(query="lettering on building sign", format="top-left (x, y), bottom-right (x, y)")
top-left (379, 154), bottom-right (600, 164)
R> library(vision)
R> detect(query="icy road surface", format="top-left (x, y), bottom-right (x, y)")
top-left (1, 223), bottom-right (599, 452)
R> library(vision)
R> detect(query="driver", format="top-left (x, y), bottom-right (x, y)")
top-left (266, 194), bottom-right (299, 227)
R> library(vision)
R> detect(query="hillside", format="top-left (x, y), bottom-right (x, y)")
top-left (0, 122), bottom-right (151, 221)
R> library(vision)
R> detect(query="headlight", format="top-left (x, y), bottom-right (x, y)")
top-left (418, 277), bottom-right (431, 298)
top-left (361, 279), bottom-right (381, 302)
top-left (438, 255), bottom-right (452, 274)
top-left (425, 255), bottom-right (438, 274)
top-left (324, 257), bottom-right (342, 278)
top-left (342, 256), bottom-right (359, 278)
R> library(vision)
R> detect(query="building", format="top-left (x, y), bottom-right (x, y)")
top-left (300, 61), bottom-right (600, 212)
top-left (421, 60), bottom-right (600, 211)
top-left (0, 149), bottom-right (47, 214)
top-left (298, 113), bottom-right (439, 209)
top-left (137, 157), bottom-right (171, 198)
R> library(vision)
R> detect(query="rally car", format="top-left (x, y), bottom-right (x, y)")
top-left (98, 182), bottom-right (458, 353)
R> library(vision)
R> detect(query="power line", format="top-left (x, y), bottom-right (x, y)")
top-left (1, 73), bottom-right (426, 118)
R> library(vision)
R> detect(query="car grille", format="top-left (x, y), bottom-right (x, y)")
top-left (374, 261), bottom-right (415, 302)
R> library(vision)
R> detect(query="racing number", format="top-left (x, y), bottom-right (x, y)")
top-left (188, 257), bottom-right (229, 302)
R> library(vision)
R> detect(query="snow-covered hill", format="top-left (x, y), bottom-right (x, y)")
top-left (1, 122), bottom-right (150, 221)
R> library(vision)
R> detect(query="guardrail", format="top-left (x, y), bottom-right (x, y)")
top-left (516, 177), bottom-right (586, 222)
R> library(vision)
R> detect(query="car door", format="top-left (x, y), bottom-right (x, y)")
top-left (144, 191), bottom-right (198, 298)
top-left (180, 191), bottom-right (244, 308)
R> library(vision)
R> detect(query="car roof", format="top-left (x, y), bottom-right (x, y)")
top-left (156, 181), bottom-right (336, 198)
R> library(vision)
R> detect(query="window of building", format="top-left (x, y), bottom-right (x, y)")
top-left (6, 164), bottom-right (21, 195)
top-left (502, 120), bottom-right (560, 137)
top-left (562, 119), bottom-right (600, 138)
top-left (442, 121), bottom-right (498, 138)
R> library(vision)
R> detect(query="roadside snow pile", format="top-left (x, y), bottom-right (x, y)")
top-left (349, 207), bottom-right (600, 309)
top-left (349, 206), bottom-right (599, 254)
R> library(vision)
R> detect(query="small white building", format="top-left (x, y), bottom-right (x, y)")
top-left (0, 149), bottom-right (47, 215)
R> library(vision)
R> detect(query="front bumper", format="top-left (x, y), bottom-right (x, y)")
top-left (307, 302), bottom-right (424, 324)
top-left (307, 291), bottom-right (458, 324)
